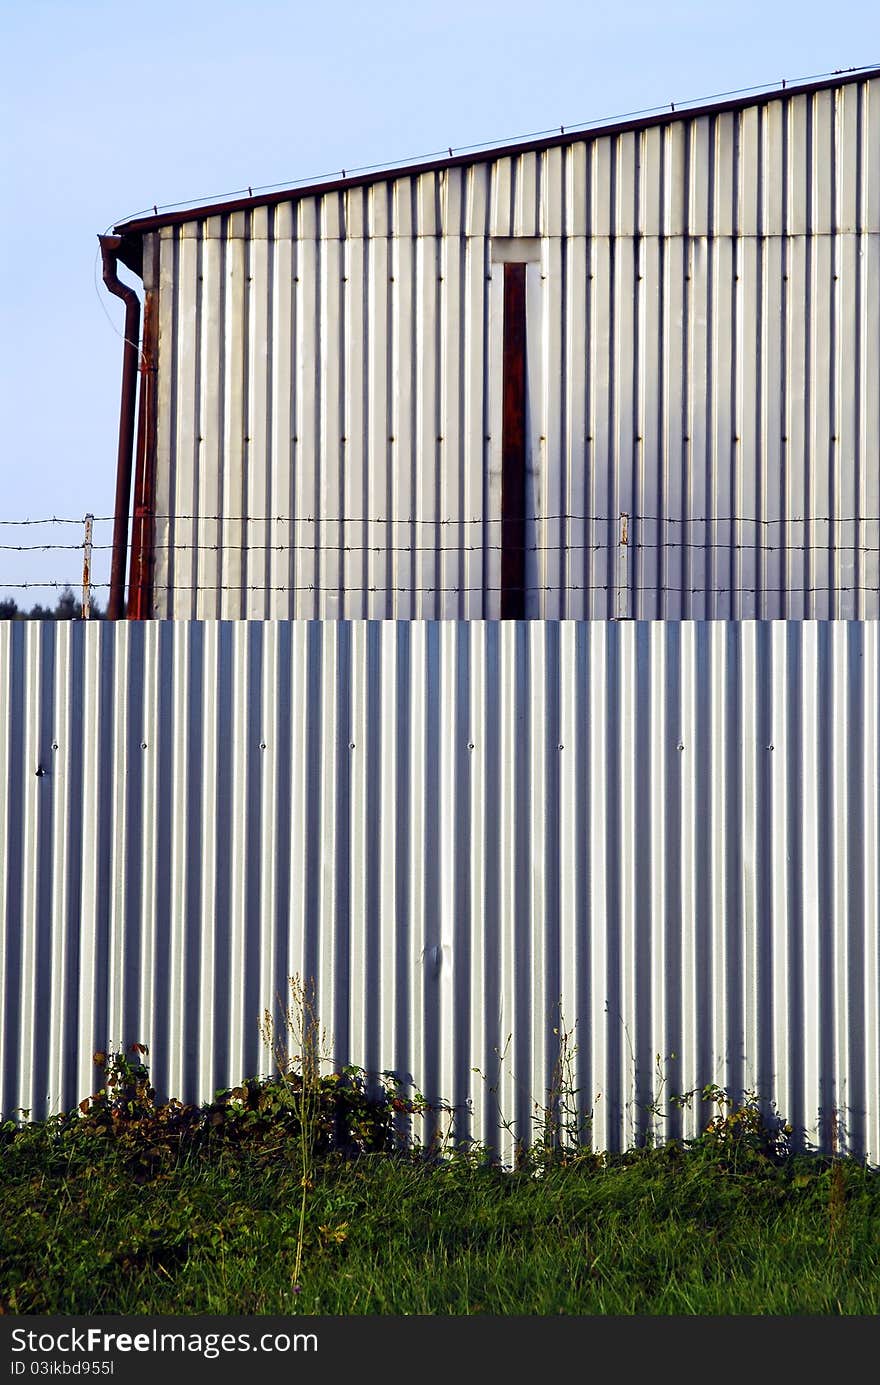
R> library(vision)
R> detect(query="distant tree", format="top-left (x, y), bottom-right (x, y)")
top-left (54, 588), bottom-right (79, 620)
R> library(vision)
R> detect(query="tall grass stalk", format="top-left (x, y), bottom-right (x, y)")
top-left (828, 1105), bottom-right (847, 1258)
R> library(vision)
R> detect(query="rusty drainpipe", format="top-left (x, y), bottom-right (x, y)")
top-left (99, 235), bottom-right (141, 620)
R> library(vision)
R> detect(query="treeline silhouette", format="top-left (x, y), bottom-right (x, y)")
top-left (0, 587), bottom-right (105, 620)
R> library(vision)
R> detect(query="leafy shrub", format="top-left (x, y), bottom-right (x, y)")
top-left (1, 1044), bottom-right (430, 1182)
top-left (676, 1084), bottom-right (793, 1170)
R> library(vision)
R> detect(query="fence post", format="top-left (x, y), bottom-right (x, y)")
top-left (81, 513), bottom-right (94, 620)
top-left (616, 511), bottom-right (629, 619)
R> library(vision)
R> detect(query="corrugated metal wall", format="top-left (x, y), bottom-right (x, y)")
top-left (2, 619), bottom-right (878, 1159)
top-left (147, 75), bottom-right (880, 620)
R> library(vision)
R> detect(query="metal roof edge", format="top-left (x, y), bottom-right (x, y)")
top-left (114, 64), bottom-right (880, 236)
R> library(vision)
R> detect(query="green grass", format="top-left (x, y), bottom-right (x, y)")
top-left (2, 1040), bottom-right (878, 1315)
top-left (3, 1129), bottom-right (879, 1315)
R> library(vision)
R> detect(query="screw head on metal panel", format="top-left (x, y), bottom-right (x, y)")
top-left (141, 742), bottom-right (148, 750)
top-left (768, 744), bottom-right (774, 751)
top-left (677, 742), bottom-right (684, 751)
top-left (349, 742), bottom-right (356, 750)
top-left (260, 742), bottom-right (267, 750)
top-left (468, 742), bottom-right (474, 750)
top-left (557, 743), bottom-right (564, 751)
top-left (52, 743), bottom-right (58, 751)
top-left (35, 766), bottom-right (45, 777)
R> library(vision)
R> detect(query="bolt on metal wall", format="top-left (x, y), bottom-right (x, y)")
top-left (144, 75), bottom-right (880, 619)
top-left (1, 619), bottom-right (877, 1159)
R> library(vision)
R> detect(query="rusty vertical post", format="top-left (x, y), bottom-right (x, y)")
top-left (81, 513), bottom-right (94, 620)
top-left (501, 262), bottom-right (527, 619)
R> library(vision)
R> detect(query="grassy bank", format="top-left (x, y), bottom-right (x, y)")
top-left (2, 1046), bottom-right (879, 1315)
top-left (3, 1142), bottom-right (880, 1314)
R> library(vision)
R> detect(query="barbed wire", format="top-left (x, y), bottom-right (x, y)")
top-left (3, 581), bottom-right (877, 596)
top-left (4, 513), bottom-right (878, 607)
top-left (4, 510), bottom-right (879, 605)
top-left (2, 512), bottom-right (879, 529)
top-left (0, 516), bottom-right (113, 526)
top-left (111, 62), bottom-right (880, 228)
top-left (3, 538), bottom-right (880, 555)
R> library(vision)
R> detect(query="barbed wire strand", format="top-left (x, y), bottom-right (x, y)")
top-left (3, 538), bottom-right (880, 555)
top-left (3, 581), bottom-right (877, 596)
top-left (110, 63), bottom-right (880, 227)
top-left (2, 513), bottom-right (879, 528)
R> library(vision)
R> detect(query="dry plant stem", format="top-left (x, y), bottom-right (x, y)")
top-left (259, 975), bottom-right (328, 1295)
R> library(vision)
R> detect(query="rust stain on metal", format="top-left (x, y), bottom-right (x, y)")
top-left (501, 262), bottom-right (526, 620)
top-left (127, 289), bottom-right (158, 620)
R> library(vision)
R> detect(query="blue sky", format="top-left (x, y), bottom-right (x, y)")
top-left (1, 0), bottom-right (877, 603)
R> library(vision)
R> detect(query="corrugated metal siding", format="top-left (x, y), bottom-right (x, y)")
top-left (2, 619), bottom-right (878, 1159)
top-left (149, 76), bottom-right (880, 620)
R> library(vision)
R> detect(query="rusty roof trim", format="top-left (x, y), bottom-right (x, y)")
top-left (113, 66), bottom-right (880, 236)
